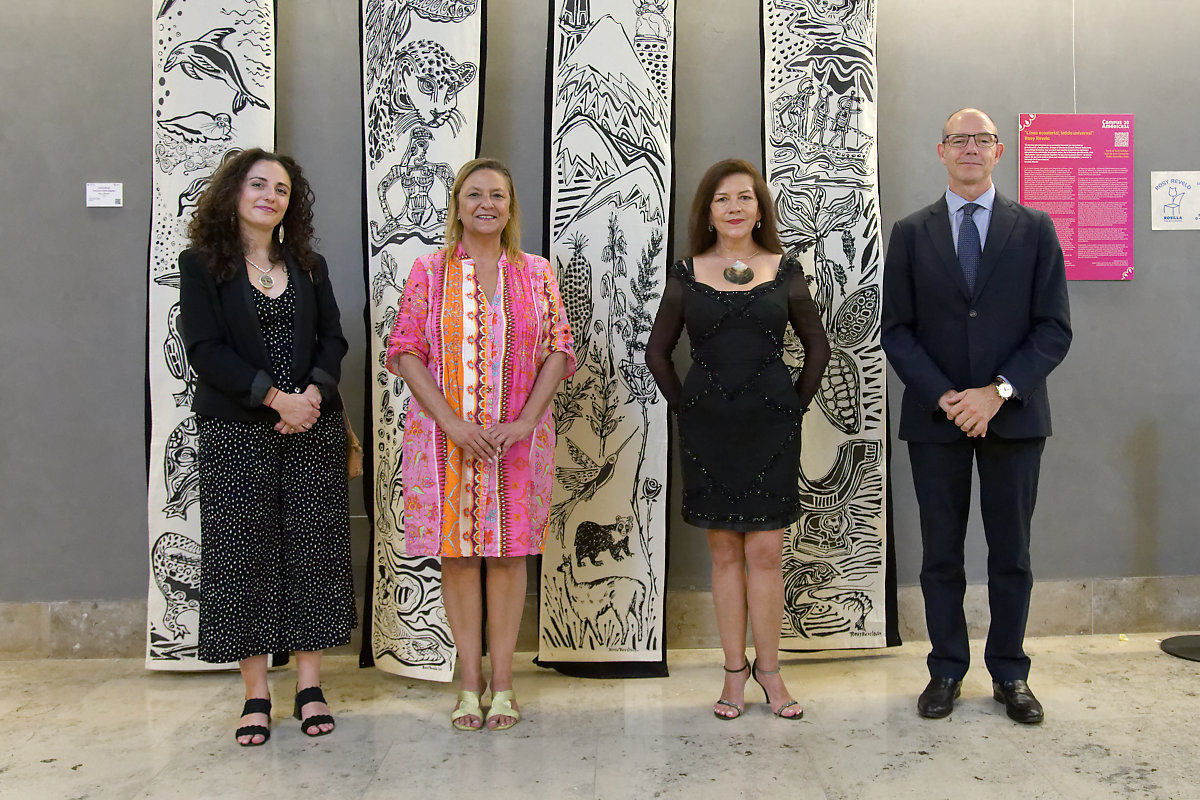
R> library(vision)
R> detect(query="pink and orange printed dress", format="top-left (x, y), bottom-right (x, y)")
top-left (387, 246), bottom-right (576, 558)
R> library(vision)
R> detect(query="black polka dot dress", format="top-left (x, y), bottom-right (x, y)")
top-left (196, 280), bottom-right (356, 664)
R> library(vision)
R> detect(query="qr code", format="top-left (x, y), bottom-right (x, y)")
top-left (1114, 132), bottom-right (1129, 147)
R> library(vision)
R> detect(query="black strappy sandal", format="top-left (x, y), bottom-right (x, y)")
top-left (752, 660), bottom-right (804, 720)
top-left (714, 662), bottom-right (750, 720)
top-left (235, 698), bottom-right (272, 746)
top-left (293, 686), bottom-right (335, 737)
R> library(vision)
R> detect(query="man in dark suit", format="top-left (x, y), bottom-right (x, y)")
top-left (881, 108), bottom-right (1072, 723)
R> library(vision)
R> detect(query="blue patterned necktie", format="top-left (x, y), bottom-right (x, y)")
top-left (958, 202), bottom-right (982, 292)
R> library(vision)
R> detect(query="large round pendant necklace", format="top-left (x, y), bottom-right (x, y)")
top-left (719, 248), bottom-right (759, 285)
top-left (246, 257), bottom-right (275, 289)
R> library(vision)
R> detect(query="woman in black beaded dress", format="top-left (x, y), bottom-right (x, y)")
top-left (647, 159), bottom-right (830, 720)
top-left (179, 149), bottom-right (355, 746)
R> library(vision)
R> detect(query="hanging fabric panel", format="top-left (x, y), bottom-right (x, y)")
top-left (359, 0), bottom-right (484, 681)
top-left (762, 0), bottom-right (897, 650)
top-left (146, 0), bottom-right (277, 669)
top-left (537, 0), bottom-right (675, 675)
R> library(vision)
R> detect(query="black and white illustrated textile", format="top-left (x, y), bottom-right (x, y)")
top-left (146, 0), bottom-right (276, 669)
top-left (360, 0), bottom-right (482, 681)
top-left (538, 0), bottom-right (674, 672)
top-left (763, 0), bottom-right (894, 649)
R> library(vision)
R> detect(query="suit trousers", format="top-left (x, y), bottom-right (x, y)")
top-left (908, 435), bottom-right (1045, 682)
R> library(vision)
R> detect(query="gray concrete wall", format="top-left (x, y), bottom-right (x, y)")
top-left (1, 0), bottom-right (1196, 603)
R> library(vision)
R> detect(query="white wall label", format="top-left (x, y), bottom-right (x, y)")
top-left (85, 182), bottom-right (123, 207)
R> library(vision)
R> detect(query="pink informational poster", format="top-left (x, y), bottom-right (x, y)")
top-left (1018, 113), bottom-right (1135, 281)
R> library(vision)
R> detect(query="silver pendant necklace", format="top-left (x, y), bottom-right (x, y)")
top-left (246, 256), bottom-right (275, 289)
top-left (718, 248), bottom-right (759, 285)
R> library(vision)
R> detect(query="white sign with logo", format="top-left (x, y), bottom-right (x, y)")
top-left (1151, 171), bottom-right (1200, 230)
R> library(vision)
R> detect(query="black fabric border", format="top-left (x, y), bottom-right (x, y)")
top-left (541, 1), bottom-right (555, 260)
top-left (356, 0), bottom-right (377, 668)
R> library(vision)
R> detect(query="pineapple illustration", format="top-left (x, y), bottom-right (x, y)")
top-left (557, 231), bottom-right (594, 359)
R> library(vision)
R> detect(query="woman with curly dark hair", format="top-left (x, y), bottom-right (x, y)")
top-left (179, 148), bottom-right (356, 746)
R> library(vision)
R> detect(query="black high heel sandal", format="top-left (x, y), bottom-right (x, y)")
top-left (714, 662), bottom-right (750, 720)
top-left (235, 698), bottom-right (272, 746)
top-left (752, 660), bottom-right (804, 720)
top-left (293, 686), bottom-right (335, 737)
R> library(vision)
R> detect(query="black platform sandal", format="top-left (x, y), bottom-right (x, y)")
top-left (235, 698), bottom-right (272, 746)
top-left (293, 686), bottom-right (335, 737)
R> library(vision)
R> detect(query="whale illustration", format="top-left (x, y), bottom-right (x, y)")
top-left (164, 28), bottom-right (270, 115)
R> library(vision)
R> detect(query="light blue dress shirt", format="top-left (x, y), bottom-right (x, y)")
top-left (946, 184), bottom-right (996, 254)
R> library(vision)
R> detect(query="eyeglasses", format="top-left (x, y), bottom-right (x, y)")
top-left (942, 132), bottom-right (999, 149)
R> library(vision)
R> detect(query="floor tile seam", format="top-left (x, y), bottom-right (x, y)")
top-left (590, 720), bottom-right (603, 800)
top-left (353, 737), bottom-right (402, 796)
top-left (128, 758), bottom-right (176, 800)
top-left (1089, 580), bottom-right (1095, 635)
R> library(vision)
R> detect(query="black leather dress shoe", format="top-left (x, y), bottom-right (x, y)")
top-left (917, 677), bottom-right (961, 719)
top-left (992, 679), bottom-right (1044, 724)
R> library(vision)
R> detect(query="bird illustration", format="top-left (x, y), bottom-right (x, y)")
top-left (550, 432), bottom-right (635, 543)
top-left (163, 28), bottom-right (270, 115)
top-left (157, 111), bottom-right (233, 144)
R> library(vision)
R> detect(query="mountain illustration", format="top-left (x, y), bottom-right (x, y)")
top-left (556, 14), bottom-right (668, 160)
top-left (552, 14), bottom-right (670, 239)
top-left (556, 114), bottom-right (620, 185)
top-left (562, 165), bottom-right (665, 233)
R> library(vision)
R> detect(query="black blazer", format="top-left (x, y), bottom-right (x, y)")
top-left (881, 192), bottom-right (1072, 442)
top-left (179, 248), bottom-right (348, 422)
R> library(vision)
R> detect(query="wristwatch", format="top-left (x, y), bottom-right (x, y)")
top-left (993, 377), bottom-right (1014, 400)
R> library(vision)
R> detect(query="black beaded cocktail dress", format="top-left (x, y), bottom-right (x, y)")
top-left (646, 256), bottom-right (830, 531)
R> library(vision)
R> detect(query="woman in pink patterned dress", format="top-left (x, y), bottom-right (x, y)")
top-left (387, 159), bottom-right (575, 731)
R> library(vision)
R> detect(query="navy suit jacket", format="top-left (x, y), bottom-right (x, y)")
top-left (881, 191), bottom-right (1072, 443)
top-left (179, 248), bottom-right (348, 422)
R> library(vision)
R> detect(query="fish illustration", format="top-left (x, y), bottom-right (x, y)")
top-left (176, 174), bottom-right (210, 217)
top-left (157, 111), bottom-right (233, 143)
top-left (163, 28), bottom-right (270, 115)
top-left (174, 147), bottom-right (243, 216)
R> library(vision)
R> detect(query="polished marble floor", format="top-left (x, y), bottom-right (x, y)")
top-left (3, 633), bottom-right (1198, 799)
